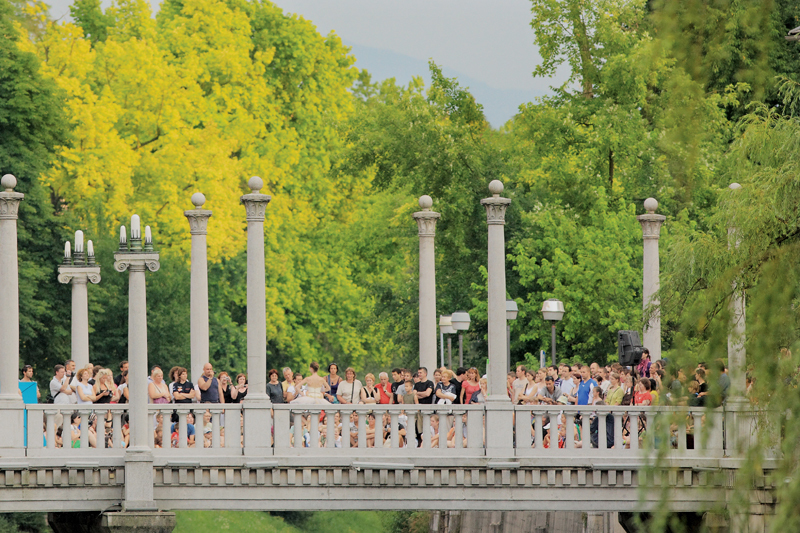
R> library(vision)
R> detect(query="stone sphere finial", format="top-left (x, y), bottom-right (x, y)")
top-left (729, 183), bottom-right (742, 190)
top-left (644, 197), bottom-right (658, 214)
top-left (419, 195), bottom-right (433, 210)
top-left (1, 174), bottom-right (17, 191)
top-left (191, 192), bottom-right (206, 208)
top-left (488, 180), bottom-right (504, 195)
top-left (248, 176), bottom-right (263, 193)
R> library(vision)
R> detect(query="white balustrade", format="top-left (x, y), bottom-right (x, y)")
top-left (513, 405), bottom-right (725, 459)
top-left (272, 404), bottom-right (483, 457)
top-left (19, 402), bottom-right (734, 462)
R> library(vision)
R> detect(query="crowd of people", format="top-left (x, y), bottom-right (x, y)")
top-left (20, 348), bottom-right (732, 450)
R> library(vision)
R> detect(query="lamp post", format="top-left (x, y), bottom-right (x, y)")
top-left (114, 214), bottom-right (160, 511)
top-left (450, 311), bottom-right (471, 368)
top-left (439, 315), bottom-right (456, 368)
top-left (58, 230), bottom-right (102, 370)
top-left (505, 299), bottom-right (518, 373)
top-left (541, 299), bottom-right (565, 366)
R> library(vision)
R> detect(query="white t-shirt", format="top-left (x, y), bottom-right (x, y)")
top-left (337, 380), bottom-right (363, 404)
top-left (76, 382), bottom-right (94, 404)
top-left (50, 377), bottom-right (72, 405)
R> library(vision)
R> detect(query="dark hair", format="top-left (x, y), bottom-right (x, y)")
top-left (268, 369), bottom-right (279, 378)
top-left (714, 359), bottom-right (726, 372)
top-left (392, 368), bottom-right (403, 374)
top-left (150, 365), bottom-right (161, 374)
top-left (70, 411), bottom-right (81, 424)
top-left (328, 363), bottom-right (338, 373)
top-left (640, 378), bottom-right (652, 391)
top-left (455, 367), bottom-right (466, 376)
top-left (54, 364), bottom-right (64, 373)
top-left (293, 372), bottom-right (302, 380)
top-left (545, 375), bottom-right (554, 382)
top-left (695, 368), bottom-right (706, 379)
top-left (119, 360), bottom-right (128, 370)
top-left (418, 367), bottom-right (428, 374)
top-left (516, 365), bottom-right (528, 373)
top-left (310, 362), bottom-right (319, 372)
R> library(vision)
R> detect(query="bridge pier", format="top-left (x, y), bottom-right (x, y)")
top-left (48, 511), bottom-right (175, 533)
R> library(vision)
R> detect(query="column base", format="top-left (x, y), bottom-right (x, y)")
top-left (0, 398), bottom-right (24, 452)
top-left (48, 511), bottom-right (176, 533)
top-left (243, 399), bottom-right (273, 456)
top-left (484, 398), bottom-right (514, 459)
top-left (124, 449), bottom-right (155, 511)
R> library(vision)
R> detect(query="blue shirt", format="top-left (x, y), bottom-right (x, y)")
top-left (576, 379), bottom-right (598, 405)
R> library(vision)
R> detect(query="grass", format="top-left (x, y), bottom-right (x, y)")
top-left (173, 510), bottom-right (392, 533)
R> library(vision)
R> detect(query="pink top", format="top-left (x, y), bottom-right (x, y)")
top-left (462, 381), bottom-right (481, 404)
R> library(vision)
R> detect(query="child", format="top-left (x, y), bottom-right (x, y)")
top-left (400, 380), bottom-right (418, 404)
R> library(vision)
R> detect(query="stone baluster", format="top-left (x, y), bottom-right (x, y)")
top-left (637, 198), bottom-right (666, 361)
top-left (184, 193), bottom-right (212, 385)
top-left (58, 231), bottom-right (101, 369)
top-left (480, 180), bottom-right (514, 456)
top-left (412, 195), bottom-right (440, 373)
top-left (240, 177), bottom-right (273, 456)
top-left (114, 216), bottom-right (159, 511)
top-left (0, 174), bottom-right (24, 451)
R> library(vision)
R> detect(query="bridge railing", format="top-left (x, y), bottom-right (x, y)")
top-left (147, 404), bottom-right (244, 455)
top-left (26, 404), bottom-right (130, 457)
top-left (272, 404), bottom-right (485, 456)
top-left (514, 405), bottom-right (724, 459)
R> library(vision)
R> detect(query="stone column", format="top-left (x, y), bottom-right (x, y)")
top-left (114, 219), bottom-right (159, 511)
top-left (412, 195), bottom-right (440, 373)
top-left (241, 177), bottom-right (273, 456)
top-left (0, 174), bottom-right (24, 451)
top-left (184, 193), bottom-right (212, 385)
top-left (637, 198), bottom-right (666, 361)
top-left (58, 233), bottom-right (101, 370)
top-left (480, 180), bottom-right (513, 455)
top-left (727, 185), bottom-right (746, 398)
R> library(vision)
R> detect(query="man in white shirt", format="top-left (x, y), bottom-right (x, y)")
top-left (50, 365), bottom-right (74, 405)
top-left (558, 365), bottom-right (575, 405)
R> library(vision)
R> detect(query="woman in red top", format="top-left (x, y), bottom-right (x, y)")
top-left (460, 367), bottom-right (481, 404)
top-left (633, 378), bottom-right (652, 406)
top-left (376, 372), bottom-right (393, 404)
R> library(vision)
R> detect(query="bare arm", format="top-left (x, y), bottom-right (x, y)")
top-left (198, 376), bottom-right (211, 391)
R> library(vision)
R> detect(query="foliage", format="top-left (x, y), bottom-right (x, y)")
top-left (0, 0), bottom-right (72, 380)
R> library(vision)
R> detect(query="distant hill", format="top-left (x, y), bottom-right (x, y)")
top-left (345, 41), bottom-right (546, 129)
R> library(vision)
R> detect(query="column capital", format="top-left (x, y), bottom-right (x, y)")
top-left (114, 253), bottom-right (160, 274)
top-left (241, 176), bottom-right (271, 222)
top-left (58, 265), bottom-right (101, 285)
top-left (412, 196), bottom-right (440, 236)
top-left (637, 213), bottom-right (666, 239)
top-left (0, 191), bottom-right (24, 220)
top-left (184, 209), bottom-right (213, 235)
top-left (481, 196), bottom-right (511, 225)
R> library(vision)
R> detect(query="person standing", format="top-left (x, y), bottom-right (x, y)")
top-left (114, 361), bottom-right (128, 387)
top-left (50, 365), bottom-right (74, 405)
top-left (570, 366), bottom-right (598, 406)
top-left (198, 363), bottom-right (222, 403)
top-left (336, 368), bottom-right (362, 404)
top-left (512, 365), bottom-right (528, 404)
top-left (414, 367), bottom-right (434, 404)
top-left (266, 369), bottom-right (284, 404)
top-left (19, 365), bottom-right (40, 402)
top-left (172, 368), bottom-right (196, 403)
top-left (230, 373), bottom-right (248, 403)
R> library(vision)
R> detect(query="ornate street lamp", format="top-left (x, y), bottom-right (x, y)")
top-left (541, 299), bottom-right (565, 366)
top-left (450, 310), bottom-right (471, 368)
top-left (505, 299), bottom-right (518, 372)
top-left (439, 315), bottom-right (456, 368)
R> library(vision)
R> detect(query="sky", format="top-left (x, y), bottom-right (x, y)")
top-left (46, 0), bottom-right (570, 127)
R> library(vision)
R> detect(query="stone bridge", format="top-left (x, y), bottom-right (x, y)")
top-left (0, 175), bottom-right (770, 532)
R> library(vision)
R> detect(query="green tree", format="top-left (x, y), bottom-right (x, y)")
top-left (0, 0), bottom-right (72, 381)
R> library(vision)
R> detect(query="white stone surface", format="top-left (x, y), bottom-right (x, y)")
top-left (412, 197), bottom-right (440, 373)
top-left (185, 201), bottom-right (212, 384)
top-left (637, 200), bottom-right (666, 361)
